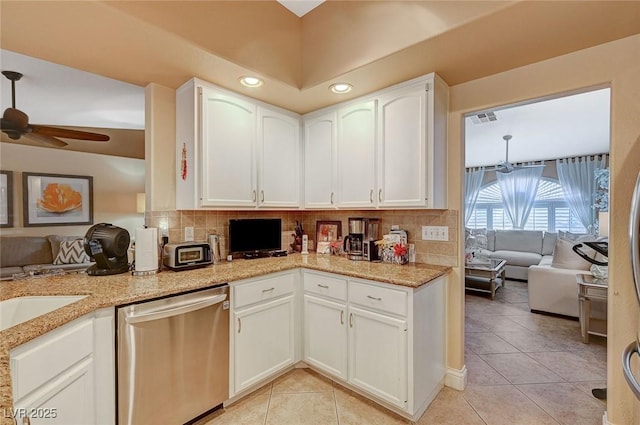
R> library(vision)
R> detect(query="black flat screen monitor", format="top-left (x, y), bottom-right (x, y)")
top-left (229, 218), bottom-right (282, 254)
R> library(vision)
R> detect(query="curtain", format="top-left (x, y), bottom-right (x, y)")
top-left (496, 165), bottom-right (544, 229)
top-left (556, 155), bottom-right (608, 234)
top-left (464, 167), bottom-right (485, 225)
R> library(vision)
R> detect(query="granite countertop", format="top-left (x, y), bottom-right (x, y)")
top-left (0, 254), bottom-right (450, 423)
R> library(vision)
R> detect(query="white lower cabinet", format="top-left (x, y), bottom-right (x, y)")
top-left (302, 270), bottom-right (446, 421)
top-left (10, 308), bottom-right (115, 425)
top-left (303, 295), bottom-right (348, 380)
top-left (231, 271), bottom-right (297, 395)
top-left (348, 305), bottom-right (408, 409)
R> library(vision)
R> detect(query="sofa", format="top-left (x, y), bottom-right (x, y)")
top-left (528, 236), bottom-right (606, 318)
top-left (466, 228), bottom-right (605, 318)
top-left (0, 235), bottom-right (94, 280)
top-left (467, 229), bottom-right (557, 280)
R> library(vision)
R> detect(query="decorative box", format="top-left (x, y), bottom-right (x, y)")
top-left (379, 243), bottom-right (409, 265)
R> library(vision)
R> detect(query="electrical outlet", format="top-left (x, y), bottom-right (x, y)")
top-left (184, 226), bottom-right (194, 241)
top-left (421, 226), bottom-right (449, 241)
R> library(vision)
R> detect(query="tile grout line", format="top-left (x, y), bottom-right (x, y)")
top-left (263, 383), bottom-right (273, 425)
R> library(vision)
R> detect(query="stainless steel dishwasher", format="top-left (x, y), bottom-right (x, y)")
top-left (117, 284), bottom-right (229, 425)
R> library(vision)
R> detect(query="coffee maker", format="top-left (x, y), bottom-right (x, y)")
top-left (343, 218), bottom-right (380, 261)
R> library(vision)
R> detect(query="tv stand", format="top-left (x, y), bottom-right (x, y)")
top-left (242, 250), bottom-right (288, 259)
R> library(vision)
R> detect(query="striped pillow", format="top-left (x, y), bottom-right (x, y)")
top-left (54, 239), bottom-right (90, 265)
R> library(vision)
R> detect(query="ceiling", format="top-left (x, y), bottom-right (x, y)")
top-left (277, 0), bottom-right (324, 17)
top-left (1, 1), bottom-right (637, 160)
top-left (465, 88), bottom-right (611, 167)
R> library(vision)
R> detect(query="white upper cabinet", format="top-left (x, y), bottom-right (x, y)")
top-left (175, 78), bottom-right (301, 209)
top-left (336, 100), bottom-right (377, 208)
top-left (258, 107), bottom-right (301, 208)
top-left (303, 112), bottom-right (337, 208)
top-left (303, 73), bottom-right (448, 210)
top-left (177, 73), bottom-right (447, 210)
top-left (377, 84), bottom-right (427, 207)
top-left (201, 86), bottom-right (257, 207)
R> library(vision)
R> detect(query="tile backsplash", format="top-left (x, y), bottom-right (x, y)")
top-left (147, 209), bottom-right (458, 267)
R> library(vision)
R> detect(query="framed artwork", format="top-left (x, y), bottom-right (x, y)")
top-left (0, 170), bottom-right (13, 228)
top-left (316, 220), bottom-right (342, 243)
top-left (22, 172), bottom-right (94, 227)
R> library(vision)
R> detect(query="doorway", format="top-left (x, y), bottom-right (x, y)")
top-left (461, 87), bottom-right (611, 421)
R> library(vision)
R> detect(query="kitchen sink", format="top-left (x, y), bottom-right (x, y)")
top-left (0, 295), bottom-right (88, 332)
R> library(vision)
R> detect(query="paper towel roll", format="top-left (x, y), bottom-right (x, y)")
top-left (135, 227), bottom-right (158, 272)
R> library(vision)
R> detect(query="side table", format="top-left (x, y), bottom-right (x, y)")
top-left (576, 273), bottom-right (608, 343)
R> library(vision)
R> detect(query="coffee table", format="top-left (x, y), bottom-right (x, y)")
top-left (465, 259), bottom-right (507, 300)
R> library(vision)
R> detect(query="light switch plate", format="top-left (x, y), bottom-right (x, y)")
top-left (422, 226), bottom-right (448, 241)
top-left (184, 226), bottom-right (194, 241)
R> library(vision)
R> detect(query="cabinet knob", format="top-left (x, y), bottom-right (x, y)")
top-left (330, 192), bottom-right (334, 205)
top-left (378, 189), bottom-right (383, 203)
top-left (252, 190), bottom-right (257, 202)
top-left (369, 189), bottom-right (374, 203)
top-left (261, 190), bottom-right (265, 203)
top-left (238, 318), bottom-right (242, 333)
top-left (349, 312), bottom-right (354, 328)
top-left (340, 310), bottom-right (344, 325)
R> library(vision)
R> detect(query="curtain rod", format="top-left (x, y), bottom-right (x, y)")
top-left (465, 152), bottom-right (608, 171)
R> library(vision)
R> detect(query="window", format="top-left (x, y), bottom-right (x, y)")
top-left (467, 178), bottom-right (587, 233)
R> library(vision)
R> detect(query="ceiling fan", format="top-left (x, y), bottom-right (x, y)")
top-left (496, 134), bottom-right (545, 173)
top-left (1, 70), bottom-right (110, 147)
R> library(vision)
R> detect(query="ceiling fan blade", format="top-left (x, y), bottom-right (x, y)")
top-left (31, 124), bottom-right (110, 141)
top-left (22, 132), bottom-right (69, 147)
top-left (3, 107), bottom-right (29, 129)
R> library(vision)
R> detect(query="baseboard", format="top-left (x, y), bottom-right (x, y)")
top-left (445, 365), bottom-right (467, 390)
top-left (530, 309), bottom-right (579, 321)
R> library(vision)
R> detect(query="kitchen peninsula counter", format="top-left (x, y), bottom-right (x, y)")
top-left (0, 254), bottom-right (450, 423)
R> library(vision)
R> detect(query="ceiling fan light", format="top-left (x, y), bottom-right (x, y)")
top-left (330, 83), bottom-right (352, 94)
top-left (239, 76), bottom-right (263, 88)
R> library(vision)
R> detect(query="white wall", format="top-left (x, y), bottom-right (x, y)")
top-left (0, 143), bottom-right (145, 238)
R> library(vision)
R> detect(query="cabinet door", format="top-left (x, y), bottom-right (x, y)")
top-left (304, 294), bottom-right (347, 380)
top-left (304, 112), bottom-right (337, 208)
top-left (200, 87), bottom-right (257, 207)
top-left (377, 85), bottom-right (427, 207)
top-left (233, 296), bottom-right (295, 392)
top-left (337, 101), bottom-right (377, 208)
top-left (258, 107), bottom-right (301, 207)
top-left (14, 360), bottom-right (95, 424)
top-left (348, 305), bottom-right (408, 409)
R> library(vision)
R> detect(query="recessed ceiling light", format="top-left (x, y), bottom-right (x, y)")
top-left (330, 83), bottom-right (352, 94)
top-left (240, 76), bottom-right (263, 88)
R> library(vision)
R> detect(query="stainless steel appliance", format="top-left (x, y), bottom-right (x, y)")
top-left (623, 172), bottom-right (640, 400)
top-left (343, 218), bottom-right (380, 261)
top-left (117, 284), bottom-right (230, 425)
top-left (163, 241), bottom-right (212, 269)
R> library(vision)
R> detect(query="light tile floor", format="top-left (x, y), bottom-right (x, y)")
top-left (200, 280), bottom-right (606, 424)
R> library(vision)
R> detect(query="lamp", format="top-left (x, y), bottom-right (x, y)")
top-left (136, 193), bottom-right (146, 214)
top-left (598, 211), bottom-right (609, 237)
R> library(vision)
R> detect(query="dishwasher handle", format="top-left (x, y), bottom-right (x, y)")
top-left (125, 293), bottom-right (228, 324)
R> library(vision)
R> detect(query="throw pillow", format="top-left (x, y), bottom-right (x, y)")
top-left (551, 239), bottom-right (593, 270)
top-left (54, 239), bottom-right (90, 265)
top-left (48, 235), bottom-right (82, 259)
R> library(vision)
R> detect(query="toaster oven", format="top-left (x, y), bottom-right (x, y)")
top-left (163, 242), bottom-right (212, 270)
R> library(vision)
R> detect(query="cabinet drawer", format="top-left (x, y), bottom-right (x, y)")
top-left (349, 281), bottom-right (407, 316)
top-left (304, 272), bottom-right (347, 301)
top-left (234, 272), bottom-right (295, 309)
top-left (11, 318), bottom-right (93, 400)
